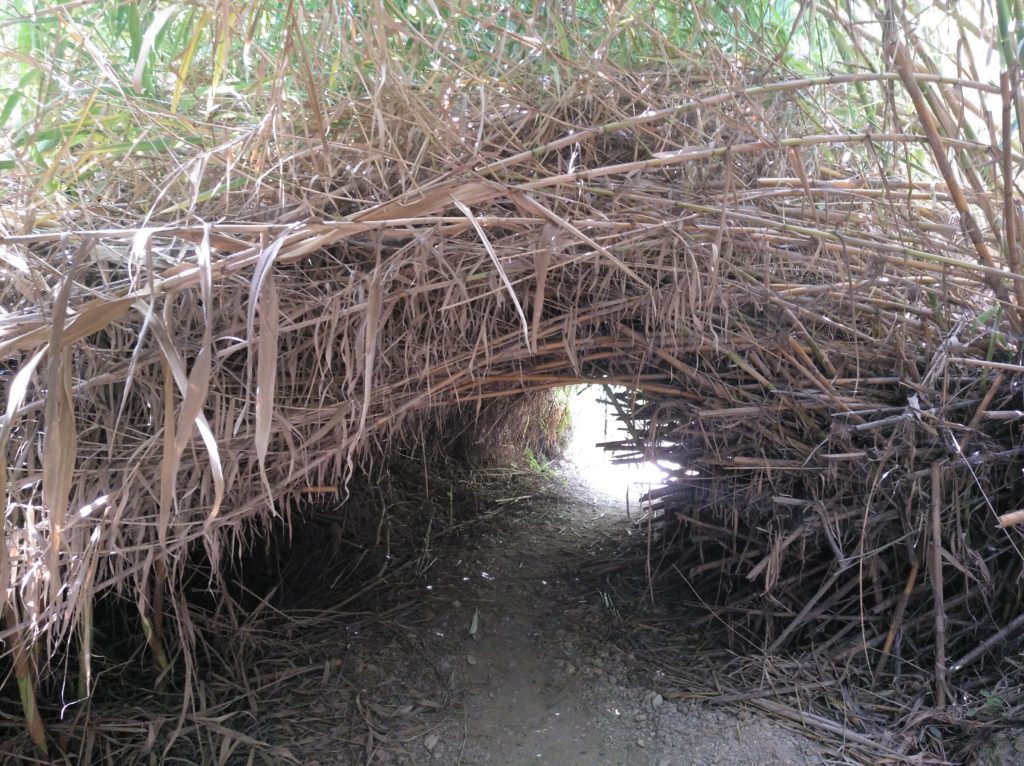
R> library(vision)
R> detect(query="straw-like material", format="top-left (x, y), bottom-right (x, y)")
top-left (1, 0), bottom-right (1022, 758)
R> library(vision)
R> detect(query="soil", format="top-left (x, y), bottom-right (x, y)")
top-left (13, 459), bottom-right (1007, 764)
top-left (286, 464), bottom-right (828, 766)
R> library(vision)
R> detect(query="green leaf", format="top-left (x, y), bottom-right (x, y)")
top-left (0, 71), bottom-right (39, 129)
top-left (132, 5), bottom-right (177, 95)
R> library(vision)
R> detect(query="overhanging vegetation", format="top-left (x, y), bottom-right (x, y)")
top-left (1, 0), bottom-right (1023, 761)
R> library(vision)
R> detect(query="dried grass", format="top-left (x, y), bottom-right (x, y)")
top-left (1, 0), bottom-right (1022, 760)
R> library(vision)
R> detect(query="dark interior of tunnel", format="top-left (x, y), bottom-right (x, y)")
top-left (16, 378), bottom-right (1022, 764)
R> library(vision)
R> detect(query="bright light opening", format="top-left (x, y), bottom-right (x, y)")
top-left (563, 385), bottom-right (681, 507)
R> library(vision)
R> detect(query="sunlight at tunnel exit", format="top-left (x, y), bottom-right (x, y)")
top-left (563, 385), bottom-right (682, 506)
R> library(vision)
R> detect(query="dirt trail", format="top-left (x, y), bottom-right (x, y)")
top-left (344, 469), bottom-right (827, 766)
top-left (34, 465), bottom-right (983, 764)
top-left (438, 490), bottom-right (636, 765)
top-left (266, 465), bottom-right (828, 765)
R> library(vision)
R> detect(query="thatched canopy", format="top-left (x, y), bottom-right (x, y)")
top-left (1, 0), bottom-right (1023, 759)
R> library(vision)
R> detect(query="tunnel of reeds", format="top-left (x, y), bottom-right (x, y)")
top-left (3, 1), bottom-right (1024, 763)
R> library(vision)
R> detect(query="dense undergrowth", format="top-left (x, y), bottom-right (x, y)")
top-left (2, 1), bottom-right (1024, 763)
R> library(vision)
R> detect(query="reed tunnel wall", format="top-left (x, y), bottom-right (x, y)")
top-left (3, 36), bottom-right (1024, 759)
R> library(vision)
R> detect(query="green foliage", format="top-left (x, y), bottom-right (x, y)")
top-left (0, 0), bottom-right (832, 204)
top-left (965, 688), bottom-right (1007, 717)
top-left (10, 0), bottom-right (1001, 216)
top-left (521, 446), bottom-right (556, 478)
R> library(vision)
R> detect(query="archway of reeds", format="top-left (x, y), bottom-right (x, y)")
top-left (3, 1), bottom-right (1024, 761)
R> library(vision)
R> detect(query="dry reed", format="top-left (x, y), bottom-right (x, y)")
top-left (1, 0), bottom-right (1022, 760)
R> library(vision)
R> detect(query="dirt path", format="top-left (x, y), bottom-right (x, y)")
top-left (432, 489), bottom-right (638, 765)
top-left (253, 466), bottom-right (823, 766)
top-left (350, 470), bottom-right (826, 766)
top-left (31, 465), bottom-right (979, 764)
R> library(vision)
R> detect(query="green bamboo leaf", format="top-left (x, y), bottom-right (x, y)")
top-left (171, 9), bottom-right (213, 113)
top-left (0, 71), bottom-right (38, 128)
top-left (125, 4), bottom-right (142, 61)
top-left (998, 0), bottom-right (1015, 68)
top-left (132, 5), bottom-right (177, 95)
top-left (16, 15), bottom-right (36, 56)
top-left (207, 7), bottom-right (235, 113)
top-left (78, 137), bottom-right (186, 157)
